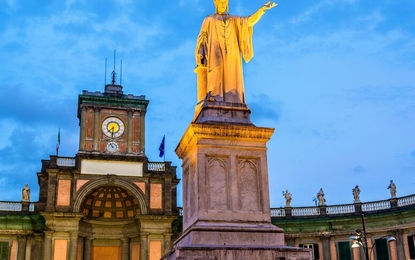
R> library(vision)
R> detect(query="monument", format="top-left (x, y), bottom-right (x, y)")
top-left (163, 1), bottom-right (312, 259)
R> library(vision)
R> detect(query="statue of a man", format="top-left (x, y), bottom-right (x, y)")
top-left (387, 180), bottom-right (397, 198)
top-left (317, 188), bottom-right (326, 206)
top-left (352, 185), bottom-right (360, 203)
top-left (22, 183), bottom-right (30, 202)
top-left (195, 0), bottom-right (277, 104)
top-left (282, 190), bottom-right (292, 207)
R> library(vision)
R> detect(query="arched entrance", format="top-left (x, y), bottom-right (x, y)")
top-left (77, 184), bottom-right (143, 260)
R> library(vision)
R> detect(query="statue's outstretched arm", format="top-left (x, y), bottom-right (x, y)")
top-left (248, 1), bottom-right (278, 26)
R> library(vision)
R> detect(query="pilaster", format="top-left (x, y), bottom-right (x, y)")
top-left (68, 231), bottom-right (78, 260)
top-left (121, 238), bottom-right (130, 260)
top-left (16, 234), bottom-right (27, 260)
top-left (140, 233), bottom-right (148, 260)
top-left (43, 231), bottom-right (54, 260)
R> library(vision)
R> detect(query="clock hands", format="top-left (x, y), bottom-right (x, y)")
top-left (110, 126), bottom-right (114, 138)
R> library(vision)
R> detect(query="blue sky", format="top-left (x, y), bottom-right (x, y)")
top-left (1, 0), bottom-right (414, 207)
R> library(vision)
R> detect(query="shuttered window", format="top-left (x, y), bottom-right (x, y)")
top-left (0, 242), bottom-right (8, 260)
top-left (338, 241), bottom-right (352, 260)
top-left (374, 238), bottom-right (389, 260)
top-left (408, 235), bottom-right (415, 259)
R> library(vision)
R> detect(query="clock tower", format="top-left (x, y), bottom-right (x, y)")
top-left (78, 83), bottom-right (148, 155)
top-left (36, 78), bottom-right (179, 260)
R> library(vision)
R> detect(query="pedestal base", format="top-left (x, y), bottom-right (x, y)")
top-left (162, 245), bottom-right (311, 260)
top-left (193, 100), bottom-right (253, 125)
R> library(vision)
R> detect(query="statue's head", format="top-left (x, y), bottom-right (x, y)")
top-left (214, 0), bottom-right (229, 14)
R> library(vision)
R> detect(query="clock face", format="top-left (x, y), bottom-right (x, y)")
top-left (102, 117), bottom-right (125, 138)
top-left (106, 141), bottom-right (119, 153)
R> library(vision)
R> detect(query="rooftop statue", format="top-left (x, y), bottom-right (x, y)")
top-left (352, 185), bottom-right (361, 203)
top-left (387, 180), bottom-right (397, 198)
top-left (317, 188), bottom-right (326, 206)
top-left (283, 190), bottom-right (292, 207)
top-left (195, 0), bottom-right (277, 104)
top-left (22, 183), bottom-right (30, 202)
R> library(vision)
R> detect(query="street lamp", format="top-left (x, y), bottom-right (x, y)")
top-left (349, 214), bottom-right (396, 260)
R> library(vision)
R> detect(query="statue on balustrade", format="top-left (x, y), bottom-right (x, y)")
top-left (352, 185), bottom-right (360, 203)
top-left (387, 180), bottom-right (397, 198)
top-left (317, 188), bottom-right (326, 206)
top-left (195, 0), bottom-right (278, 104)
top-left (22, 183), bottom-right (30, 202)
top-left (282, 190), bottom-right (292, 207)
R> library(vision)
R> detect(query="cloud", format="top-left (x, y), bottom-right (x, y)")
top-left (248, 94), bottom-right (281, 124)
top-left (350, 165), bottom-right (366, 174)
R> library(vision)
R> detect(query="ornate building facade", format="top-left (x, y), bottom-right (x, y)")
top-left (271, 194), bottom-right (415, 260)
top-left (0, 83), bottom-right (179, 260)
top-left (0, 83), bottom-right (414, 260)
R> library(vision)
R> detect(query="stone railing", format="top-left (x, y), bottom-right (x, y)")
top-left (148, 162), bottom-right (166, 171)
top-left (326, 204), bottom-right (355, 214)
top-left (271, 208), bottom-right (285, 217)
top-left (397, 194), bottom-right (415, 207)
top-left (361, 199), bottom-right (390, 211)
top-left (292, 207), bottom-right (320, 216)
top-left (0, 201), bottom-right (35, 212)
top-left (57, 157), bottom-right (76, 167)
top-left (54, 157), bottom-right (168, 171)
top-left (177, 194), bottom-right (415, 218)
top-left (270, 195), bottom-right (414, 218)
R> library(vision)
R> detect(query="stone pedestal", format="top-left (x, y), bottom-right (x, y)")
top-left (163, 103), bottom-right (311, 260)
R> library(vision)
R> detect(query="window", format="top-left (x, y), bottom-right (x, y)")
top-left (374, 238), bottom-right (389, 260)
top-left (299, 243), bottom-right (320, 259)
top-left (408, 235), bottom-right (415, 259)
top-left (338, 241), bottom-right (352, 260)
top-left (0, 242), bottom-right (8, 260)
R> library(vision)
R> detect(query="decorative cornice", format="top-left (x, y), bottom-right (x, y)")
top-left (175, 123), bottom-right (274, 158)
top-left (78, 94), bottom-right (149, 109)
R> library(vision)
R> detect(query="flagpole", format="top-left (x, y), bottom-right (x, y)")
top-left (164, 136), bottom-right (166, 162)
top-left (56, 127), bottom-right (60, 156)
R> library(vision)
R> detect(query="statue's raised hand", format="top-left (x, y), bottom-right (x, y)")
top-left (263, 1), bottom-right (278, 10)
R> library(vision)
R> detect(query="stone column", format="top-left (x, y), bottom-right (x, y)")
top-left (79, 105), bottom-right (88, 151)
top-left (139, 110), bottom-right (146, 154)
top-left (321, 235), bottom-right (331, 260)
top-left (163, 233), bottom-right (173, 255)
top-left (140, 233), bottom-right (149, 260)
top-left (392, 229), bottom-right (405, 260)
top-left (83, 237), bottom-right (92, 260)
top-left (93, 106), bottom-right (101, 151)
top-left (127, 109), bottom-right (133, 153)
top-left (43, 231), bottom-right (54, 260)
top-left (68, 232), bottom-right (78, 260)
top-left (45, 170), bottom-right (58, 212)
top-left (164, 177), bottom-right (172, 214)
top-left (31, 233), bottom-right (44, 259)
top-left (17, 235), bottom-right (27, 260)
top-left (121, 238), bottom-right (130, 260)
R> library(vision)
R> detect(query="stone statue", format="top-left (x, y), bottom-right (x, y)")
top-left (387, 180), bottom-right (397, 198)
top-left (352, 185), bottom-right (360, 203)
top-left (195, 0), bottom-right (277, 104)
top-left (317, 188), bottom-right (326, 206)
top-left (22, 183), bottom-right (30, 202)
top-left (282, 190), bottom-right (292, 207)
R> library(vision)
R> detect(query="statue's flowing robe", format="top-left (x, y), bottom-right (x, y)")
top-left (196, 14), bottom-right (254, 103)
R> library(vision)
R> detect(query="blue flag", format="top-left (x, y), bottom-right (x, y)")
top-left (158, 136), bottom-right (165, 158)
